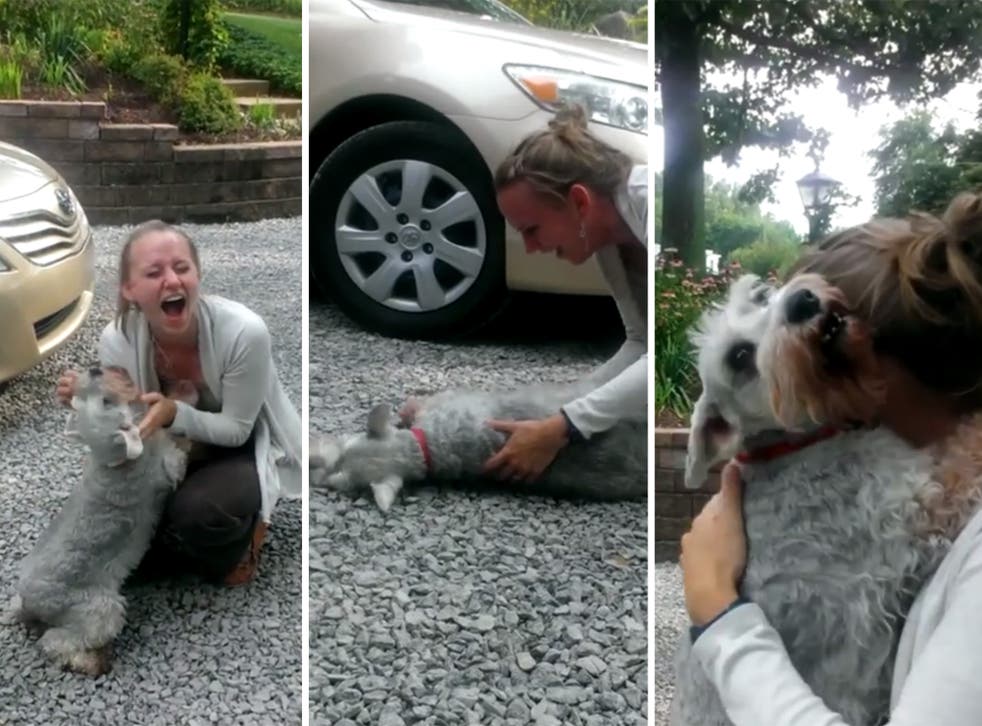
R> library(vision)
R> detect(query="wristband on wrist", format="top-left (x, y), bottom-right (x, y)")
top-left (558, 407), bottom-right (585, 443)
top-left (689, 595), bottom-right (751, 644)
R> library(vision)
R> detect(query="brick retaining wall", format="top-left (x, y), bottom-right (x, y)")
top-left (0, 101), bottom-right (300, 225)
top-left (654, 428), bottom-right (720, 562)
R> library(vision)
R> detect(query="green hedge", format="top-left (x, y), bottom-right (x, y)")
top-left (218, 22), bottom-right (300, 96)
top-left (223, 0), bottom-right (302, 16)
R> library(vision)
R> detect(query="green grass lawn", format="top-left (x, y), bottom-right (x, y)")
top-left (225, 12), bottom-right (301, 58)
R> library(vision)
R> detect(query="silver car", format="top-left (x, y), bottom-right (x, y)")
top-left (0, 141), bottom-right (95, 383)
top-left (309, 0), bottom-right (648, 338)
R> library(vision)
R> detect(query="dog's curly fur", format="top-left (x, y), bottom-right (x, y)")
top-left (670, 275), bottom-right (957, 726)
top-left (10, 367), bottom-right (189, 676)
top-left (311, 381), bottom-right (647, 510)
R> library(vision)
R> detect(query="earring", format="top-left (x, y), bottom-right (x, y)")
top-left (579, 223), bottom-right (586, 240)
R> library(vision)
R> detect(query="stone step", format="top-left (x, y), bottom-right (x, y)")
top-left (237, 96), bottom-right (301, 119)
top-left (221, 78), bottom-right (270, 96)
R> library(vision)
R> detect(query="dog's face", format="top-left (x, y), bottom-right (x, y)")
top-left (685, 274), bottom-right (777, 488)
top-left (68, 367), bottom-right (144, 463)
top-left (310, 405), bottom-right (407, 512)
top-left (757, 272), bottom-right (885, 431)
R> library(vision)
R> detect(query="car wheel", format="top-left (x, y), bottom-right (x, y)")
top-left (310, 121), bottom-right (507, 340)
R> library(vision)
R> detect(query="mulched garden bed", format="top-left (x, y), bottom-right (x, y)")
top-left (656, 409), bottom-right (690, 428)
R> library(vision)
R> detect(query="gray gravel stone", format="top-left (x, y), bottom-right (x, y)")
top-left (0, 220), bottom-right (302, 724)
top-left (308, 295), bottom-right (647, 725)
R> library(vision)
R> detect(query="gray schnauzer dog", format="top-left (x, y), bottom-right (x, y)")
top-left (670, 274), bottom-right (960, 726)
top-left (9, 367), bottom-right (190, 676)
top-left (311, 381), bottom-right (646, 510)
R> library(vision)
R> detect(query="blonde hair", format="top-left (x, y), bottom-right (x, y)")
top-left (494, 104), bottom-right (633, 205)
top-left (792, 192), bottom-right (982, 409)
top-left (115, 220), bottom-right (200, 337)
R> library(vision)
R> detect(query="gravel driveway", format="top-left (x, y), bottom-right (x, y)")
top-left (653, 563), bottom-right (686, 726)
top-left (308, 295), bottom-right (649, 726)
top-left (0, 219), bottom-right (302, 725)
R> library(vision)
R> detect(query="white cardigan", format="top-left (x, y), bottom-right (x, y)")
top-left (691, 506), bottom-right (982, 725)
top-left (99, 295), bottom-right (302, 521)
top-left (562, 164), bottom-right (648, 437)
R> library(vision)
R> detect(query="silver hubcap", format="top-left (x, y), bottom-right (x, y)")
top-left (334, 159), bottom-right (487, 313)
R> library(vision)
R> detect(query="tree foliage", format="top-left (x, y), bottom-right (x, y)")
top-left (870, 105), bottom-right (982, 218)
top-left (654, 0), bottom-right (982, 267)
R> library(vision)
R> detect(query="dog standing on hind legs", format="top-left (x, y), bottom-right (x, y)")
top-left (669, 273), bottom-right (968, 726)
top-left (8, 367), bottom-right (190, 676)
top-left (311, 382), bottom-right (647, 509)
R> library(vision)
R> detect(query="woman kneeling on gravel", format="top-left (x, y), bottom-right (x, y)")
top-left (480, 104), bottom-right (647, 482)
top-left (56, 220), bottom-right (301, 586)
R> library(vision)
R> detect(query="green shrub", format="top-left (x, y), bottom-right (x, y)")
top-left (132, 53), bottom-right (187, 105)
top-left (178, 72), bottom-right (242, 134)
top-left (655, 258), bottom-right (741, 418)
top-left (160, 0), bottom-right (229, 71)
top-left (98, 30), bottom-right (145, 75)
top-left (500, 0), bottom-right (621, 31)
top-left (218, 22), bottom-right (300, 95)
top-left (0, 58), bottom-right (24, 99)
top-left (727, 237), bottom-right (802, 278)
top-left (223, 0), bottom-right (302, 16)
top-left (248, 101), bottom-right (276, 129)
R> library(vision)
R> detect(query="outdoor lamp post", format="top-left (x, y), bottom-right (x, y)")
top-left (796, 169), bottom-right (840, 244)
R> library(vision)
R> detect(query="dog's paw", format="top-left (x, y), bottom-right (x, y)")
top-left (64, 645), bottom-right (113, 677)
top-left (310, 435), bottom-right (343, 488)
top-left (0, 595), bottom-right (23, 626)
top-left (370, 474), bottom-right (403, 513)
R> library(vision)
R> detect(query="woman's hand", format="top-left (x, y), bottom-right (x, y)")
top-left (481, 413), bottom-right (569, 482)
top-left (138, 392), bottom-right (178, 440)
top-left (56, 369), bottom-right (79, 407)
top-left (680, 462), bottom-right (748, 626)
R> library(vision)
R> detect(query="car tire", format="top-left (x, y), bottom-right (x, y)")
top-left (310, 120), bottom-right (507, 340)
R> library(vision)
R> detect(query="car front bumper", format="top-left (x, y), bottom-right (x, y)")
top-left (0, 205), bottom-right (96, 383)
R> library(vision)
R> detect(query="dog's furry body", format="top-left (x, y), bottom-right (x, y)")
top-left (670, 275), bottom-right (952, 726)
top-left (12, 368), bottom-right (188, 675)
top-left (312, 382), bottom-right (646, 509)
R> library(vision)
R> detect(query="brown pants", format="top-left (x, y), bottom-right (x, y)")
top-left (139, 435), bottom-right (262, 581)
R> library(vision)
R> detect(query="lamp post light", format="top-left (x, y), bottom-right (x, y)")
top-left (796, 169), bottom-right (840, 244)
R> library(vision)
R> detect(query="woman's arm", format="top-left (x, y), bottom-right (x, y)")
top-left (562, 347), bottom-right (646, 438)
top-left (684, 466), bottom-right (982, 726)
top-left (167, 317), bottom-right (272, 448)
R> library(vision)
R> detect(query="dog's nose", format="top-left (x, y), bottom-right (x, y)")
top-left (785, 289), bottom-right (821, 324)
top-left (88, 366), bottom-right (103, 378)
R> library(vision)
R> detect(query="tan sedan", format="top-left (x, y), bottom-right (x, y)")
top-left (0, 141), bottom-right (95, 383)
top-left (309, 0), bottom-right (648, 339)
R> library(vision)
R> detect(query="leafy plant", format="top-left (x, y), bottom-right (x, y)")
top-left (0, 58), bottom-right (24, 99)
top-left (248, 101), bottom-right (276, 129)
top-left (655, 258), bottom-right (742, 419)
top-left (223, 0), bottom-right (302, 17)
top-left (132, 53), bottom-right (188, 106)
top-left (178, 72), bottom-right (242, 134)
top-left (39, 54), bottom-right (85, 94)
top-left (160, 0), bottom-right (230, 71)
top-left (727, 237), bottom-right (802, 278)
top-left (218, 22), bottom-right (300, 95)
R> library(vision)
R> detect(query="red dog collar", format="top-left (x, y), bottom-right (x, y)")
top-left (735, 425), bottom-right (841, 464)
top-left (410, 427), bottom-right (433, 472)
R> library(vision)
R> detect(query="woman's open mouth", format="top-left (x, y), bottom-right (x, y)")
top-left (161, 294), bottom-right (187, 320)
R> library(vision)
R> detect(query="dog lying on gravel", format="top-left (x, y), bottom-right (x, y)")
top-left (9, 367), bottom-right (191, 676)
top-left (310, 381), bottom-right (647, 510)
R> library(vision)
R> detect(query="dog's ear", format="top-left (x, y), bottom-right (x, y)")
top-left (366, 404), bottom-right (394, 439)
top-left (370, 474), bottom-right (403, 513)
top-left (685, 390), bottom-right (739, 489)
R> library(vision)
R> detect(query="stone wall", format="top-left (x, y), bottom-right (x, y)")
top-left (654, 428), bottom-right (720, 562)
top-left (0, 100), bottom-right (300, 225)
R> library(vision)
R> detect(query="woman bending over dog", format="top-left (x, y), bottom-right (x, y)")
top-left (425, 104), bottom-right (647, 483)
top-left (56, 220), bottom-right (301, 586)
top-left (681, 192), bottom-right (982, 725)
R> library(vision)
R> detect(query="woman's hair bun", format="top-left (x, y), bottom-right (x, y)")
top-left (942, 191), bottom-right (982, 266)
top-left (547, 103), bottom-right (589, 141)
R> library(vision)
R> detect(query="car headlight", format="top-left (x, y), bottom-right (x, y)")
top-left (503, 64), bottom-right (647, 134)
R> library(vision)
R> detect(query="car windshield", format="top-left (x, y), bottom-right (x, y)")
top-left (383, 0), bottom-right (530, 24)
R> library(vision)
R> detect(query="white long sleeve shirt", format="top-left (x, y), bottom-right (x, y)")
top-left (562, 164), bottom-right (648, 437)
top-left (692, 506), bottom-right (982, 726)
